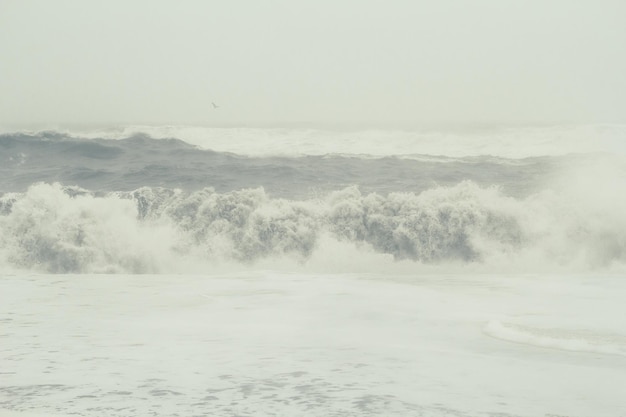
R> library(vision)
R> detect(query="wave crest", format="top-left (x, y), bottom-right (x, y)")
top-left (1, 182), bottom-right (625, 273)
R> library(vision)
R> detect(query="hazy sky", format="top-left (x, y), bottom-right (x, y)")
top-left (1, 0), bottom-right (625, 126)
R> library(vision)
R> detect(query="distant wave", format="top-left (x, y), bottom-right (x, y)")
top-left (2, 124), bottom-right (625, 158)
top-left (0, 132), bottom-right (557, 197)
top-left (1, 182), bottom-right (625, 273)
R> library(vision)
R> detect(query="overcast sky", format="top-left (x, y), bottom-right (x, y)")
top-left (1, 0), bottom-right (625, 127)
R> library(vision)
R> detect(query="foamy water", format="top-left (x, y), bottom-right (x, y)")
top-left (2, 273), bottom-right (625, 417)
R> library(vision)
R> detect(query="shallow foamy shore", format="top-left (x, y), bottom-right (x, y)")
top-left (2, 272), bottom-right (625, 417)
top-left (0, 411), bottom-right (73, 417)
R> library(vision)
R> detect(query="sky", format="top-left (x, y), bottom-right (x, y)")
top-left (1, 0), bottom-right (625, 127)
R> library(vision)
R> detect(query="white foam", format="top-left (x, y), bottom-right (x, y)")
top-left (0, 411), bottom-right (74, 417)
top-left (2, 179), bottom-right (626, 274)
top-left (2, 272), bottom-right (625, 417)
top-left (484, 320), bottom-right (626, 356)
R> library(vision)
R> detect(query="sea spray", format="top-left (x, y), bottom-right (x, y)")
top-left (2, 181), bottom-right (625, 273)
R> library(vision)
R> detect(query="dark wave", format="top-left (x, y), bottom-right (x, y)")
top-left (1, 131), bottom-right (555, 198)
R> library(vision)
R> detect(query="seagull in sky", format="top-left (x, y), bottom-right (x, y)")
top-left (212, 102), bottom-right (219, 109)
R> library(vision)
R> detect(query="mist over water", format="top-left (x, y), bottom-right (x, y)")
top-left (2, 125), bottom-right (625, 274)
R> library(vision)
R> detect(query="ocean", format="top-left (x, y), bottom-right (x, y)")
top-left (1, 125), bottom-right (625, 417)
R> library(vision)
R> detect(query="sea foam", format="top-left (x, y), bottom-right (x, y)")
top-left (1, 181), bottom-right (625, 274)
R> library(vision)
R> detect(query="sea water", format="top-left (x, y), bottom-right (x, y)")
top-left (1, 125), bottom-right (625, 416)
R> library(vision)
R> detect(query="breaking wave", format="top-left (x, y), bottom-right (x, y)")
top-left (1, 182), bottom-right (625, 274)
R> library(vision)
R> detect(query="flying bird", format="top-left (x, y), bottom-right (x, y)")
top-left (212, 102), bottom-right (219, 109)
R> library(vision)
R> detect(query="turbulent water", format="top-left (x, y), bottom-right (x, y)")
top-left (1, 125), bottom-right (626, 274)
top-left (2, 125), bottom-right (626, 417)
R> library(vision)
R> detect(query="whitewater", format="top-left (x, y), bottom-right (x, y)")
top-left (1, 125), bottom-right (626, 417)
